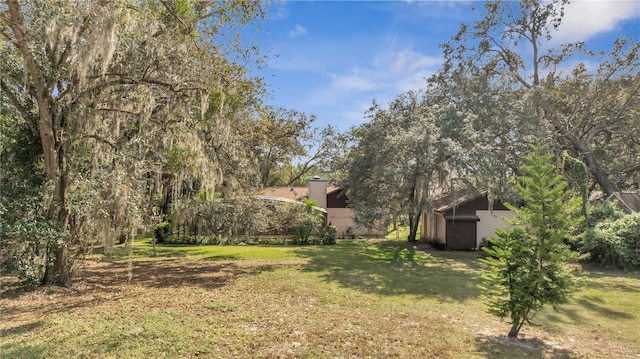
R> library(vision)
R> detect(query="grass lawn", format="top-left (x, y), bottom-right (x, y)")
top-left (2, 238), bottom-right (639, 358)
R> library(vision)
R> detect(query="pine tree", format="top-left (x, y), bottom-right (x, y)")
top-left (480, 143), bottom-right (583, 339)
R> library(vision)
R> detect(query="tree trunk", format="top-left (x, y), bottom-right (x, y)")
top-left (407, 212), bottom-right (420, 242)
top-left (508, 323), bottom-right (520, 338)
top-left (43, 244), bottom-right (71, 287)
top-left (545, 113), bottom-right (618, 196)
top-left (42, 142), bottom-right (73, 287)
top-left (8, 2), bottom-right (74, 286)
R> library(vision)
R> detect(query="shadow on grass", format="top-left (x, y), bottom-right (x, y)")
top-left (81, 259), bottom-right (279, 290)
top-left (538, 273), bottom-right (638, 327)
top-left (474, 335), bottom-right (575, 359)
top-left (294, 239), bottom-right (483, 301)
top-left (0, 321), bottom-right (49, 359)
top-left (0, 320), bottom-right (44, 337)
top-left (0, 258), bottom-right (280, 325)
top-left (584, 277), bottom-right (640, 293)
top-left (93, 243), bottom-right (195, 259)
top-left (1, 336), bottom-right (48, 359)
top-left (574, 295), bottom-right (635, 320)
top-left (543, 294), bottom-right (636, 326)
top-left (578, 262), bottom-right (640, 281)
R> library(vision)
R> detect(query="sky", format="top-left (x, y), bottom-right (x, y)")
top-left (252, 1), bottom-right (640, 132)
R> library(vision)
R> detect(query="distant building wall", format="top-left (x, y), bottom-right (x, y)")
top-left (327, 208), bottom-right (383, 238)
top-left (327, 189), bottom-right (348, 208)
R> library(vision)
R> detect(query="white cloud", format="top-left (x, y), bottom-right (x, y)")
top-left (289, 24), bottom-right (308, 38)
top-left (391, 49), bottom-right (441, 73)
top-left (268, 2), bottom-right (289, 20)
top-left (312, 44), bottom-right (441, 116)
top-left (332, 74), bottom-right (377, 91)
top-left (553, 1), bottom-right (640, 43)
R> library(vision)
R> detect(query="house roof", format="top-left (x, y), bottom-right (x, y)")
top-left (257, 186), bottom-right (340, 201)
top-left (443, 213), bottom-right (480, 222)
top-left (431, 188), bottom-right (485, 213)
top-left (255, 195), bottom-right (327, 213)
top-left (259, 187), bottom-right (307, 201)
top-left (611, 191), bottom-right (640, 213)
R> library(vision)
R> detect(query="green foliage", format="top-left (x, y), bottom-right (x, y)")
top-left (479, 143), bottom-right (582, 338)
top-left (286, 198), bottom-right (325, 245)
top-left (584, 199), bottom-right (626, 228)
top-left (162, 236), bottom-right (291, 246)
top-left (435, 0), bottom-right (640, 197)
top-left (582, 212), bottom-right (640, 270)
top-left (0, 111), bottom-right (67, 285)
top-left (563, 152), bottom-right (589, 216)
top-left (153, 222), bottom-right (172, 244)
top-left (576, 198), bottom-right (640, 270)
top-left (1, 0), bottom-right (266, 286)
top-left (287, 220), bottom-right (317, 245)
top-left (346, 90), bottom-right (478, 242)
top-left (320, 225), bottom-right (338, 245)
top-left (169, 196), bottom-right (331, 245)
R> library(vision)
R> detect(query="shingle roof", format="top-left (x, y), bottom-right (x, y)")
top-left (612, 192), bottom-right (640, 213)
top-left (257, 186), bottom-right (341, 201)
top-left (259, 187), bottom-right (307, 200)
top-left (431, 189), bottom-right (484, 212)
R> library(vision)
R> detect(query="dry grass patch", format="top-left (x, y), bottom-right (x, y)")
top-left (2, 239), bottom-right (639, 358)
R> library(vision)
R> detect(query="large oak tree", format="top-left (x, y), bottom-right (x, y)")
top-left (346, 90), bottom-right (479, 241)
top-left (432, 0), bottom-right (640, 196)
top-left (1, 0), bottom-right (265, 286)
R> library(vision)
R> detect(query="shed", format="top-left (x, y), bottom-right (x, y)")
top-left (421, 189), bottom-right (517, 250)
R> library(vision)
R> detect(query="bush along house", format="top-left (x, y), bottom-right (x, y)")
top-left (259, 177), bottom-right (384, 238)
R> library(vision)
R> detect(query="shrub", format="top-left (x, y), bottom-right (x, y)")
top-left (584, 200), bottom-right (625, 228)
top-left (288, 223), bottom-right (314, 245)
top-left (345, 227), bottom-right (356, 239)
top-left (320, 225), bottom-right (338, 245)
top-left (582, 212), bottom-right (640, 270)
top-left (153, 222), bottom-right (171, 244)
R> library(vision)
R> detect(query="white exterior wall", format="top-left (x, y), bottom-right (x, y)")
top-left (435, 213), bottom-right (446, 243)
top-left (475, 210), bottom-right (517, 247)
top-left (422, 212), bottom-right (446, 244)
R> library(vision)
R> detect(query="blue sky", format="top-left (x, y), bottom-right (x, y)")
top-left (252, 1), bottom-right (640, 132)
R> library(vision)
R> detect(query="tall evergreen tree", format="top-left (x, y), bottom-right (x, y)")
top-left (480, 143), bottom-right (582, 339)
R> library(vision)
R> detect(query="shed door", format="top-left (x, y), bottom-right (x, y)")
top-left (446, 221), bottom-right (477, 250)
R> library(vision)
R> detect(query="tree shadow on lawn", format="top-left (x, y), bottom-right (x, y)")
top-left (0, 320), bottom-right (44, 338)
top-left (541, 294), bottom-right (636, 326)
top-left (294, 240), bottom-right (483, 301)
top-left (1, 335), bottom-right (49, 359)
top-left (95, 243), bottom-right (242, 260)
top-left (579, 262), bottom-right (640, 282)
top-left (474, 335), bottom-right (575, 359)
top-left (0, 258), bottom-right (280, 325)
top-left (80, 258), bottom-right (280, 290)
